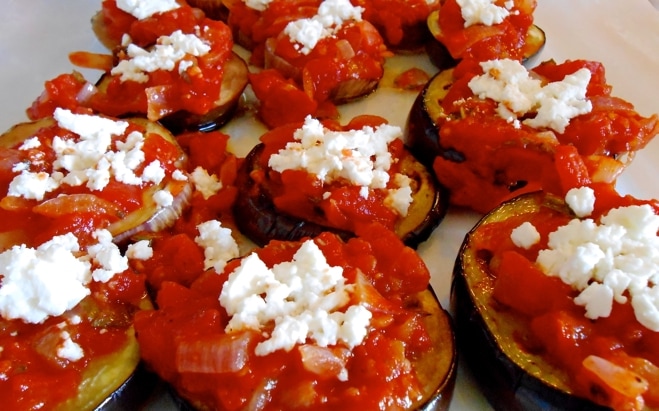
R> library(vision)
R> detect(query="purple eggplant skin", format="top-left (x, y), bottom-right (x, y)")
top-left (450, 192), bottom-right (612, 411)
top-left (233, 143), bottom-right (449, 249)
top-left (95, 364), bottom-right (160, 411)
top-left (404, 68), bottom-right (463, 171)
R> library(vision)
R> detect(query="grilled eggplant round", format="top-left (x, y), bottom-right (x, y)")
top-left (424, 9), bottom-right (546, 71)
top-left (233, 142), bottom-right (448, 248)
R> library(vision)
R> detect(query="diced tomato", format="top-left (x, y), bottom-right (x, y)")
top-left (492, 250), bottom-right (573, 316)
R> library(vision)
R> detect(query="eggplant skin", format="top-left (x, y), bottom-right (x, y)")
top-left (450, 193), bottom-right (611, 411)
top-left (94, 363), bottom-right (160, 411)
top-left (233, 143), bottom-right (449, 248)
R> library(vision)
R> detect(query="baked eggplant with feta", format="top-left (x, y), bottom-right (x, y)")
top-left (0, 109), bottom-right (191, 250)
top-left (78, 3), bottom-right (249, 133)
top-left (452, 185), bottom-right (659, 410)
top-left (233, 115), bottom-right (448, 248)
top-left (134, 225), bottom-right (456, 410)
top-left (405, 58), bottom-right (659, 213)
top-left (424, 0), bottom-right (545, 70)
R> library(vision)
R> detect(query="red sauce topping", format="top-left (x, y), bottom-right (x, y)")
top-left (134, 225), bottom-right (435, 410)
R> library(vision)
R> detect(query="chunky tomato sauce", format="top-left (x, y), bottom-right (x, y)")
top-left (470, 182), bottom-right (659, 409)
top-left (0, 269), bottom-right (148, 410)
top-left (0, 113), bottom-right (185, 249)
top-left (432, 59), bottom-right (659, 213)
top-left (432, 0), bottom-right (536, 62)
top-left (352, 0), bottom-right (439, 49)
top-left (134, 225), bottom-right (436, 410)
top-left (252, 116), bottom-right (409, 235)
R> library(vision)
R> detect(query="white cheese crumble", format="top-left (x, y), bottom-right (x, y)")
top-left (126, 240), bottom-right (154, 260)
top-left (511, 221), bottom-right (540, 249)
top-left (57, 331), bottom-right (84, 362)
top-left (244, 0), bottom-right (274, 11)
top-left (467, 59), bottom-right (593, 133)
top-left (219, 239), bottom-right (372, 358)
top-left (283, 0), bottom-right (363, 54)
top-left (0, 229), bottom-right (129, 324)
top-left (194, 220), bottom-right (240, 273)
top-left (457, 0), bottom-right (513, 27)
top-left (116, 0), bottom-right (180, 20)
top-left (111, 30), bottom-right (211, 83)
top-left (565, 186), bottom-right (596, 218)
top-left (268, 116), bottom-right (411, 215)
top-left (190, 166), bottom-right (222, 199)
top-left (535, 200), bottom-right (659, 330)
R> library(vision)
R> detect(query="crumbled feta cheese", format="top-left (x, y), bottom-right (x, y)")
top-left (190, 167), bottom-right (222, 199)
top-left (7, 171), bottom-right (60, 201)
top-left (195, 220), bottom-right (240, 273)
top-left (536, 198), bottom-right (659, 330)
top-left (244, 0), bottom-right (274, 11)
top-left (468, 59), bottom-right (592, 133)
top-left (269, 116), bottom-right (401, 203)
top-left (565, 186), bottom-right (596, 217)
top-left (0, 233), bottom-right (91, 324)
top-left (126, 240), bottom-right (154, 260)
top-left (511, 221), bottom-right (540, 249)
top-left (384, 173), bottom-right (413, 216)
top-left (284, 0), bottom-right (363, 54)
top-left (111, 30), bottom-right (211, 83)
top-left (172, 169), bottom-right (188, 181)
top-left (142, 160), bottom-right (166, 184)
top-left (116, 0), bottom-right (180, 20)
top-left (219, 239), bottom-right (372, 357)
top-left (19, 137), bottom-right (41, 150)
top-left (87, 229), bottom-right (128, 283)
top-left (0, 230), bottom-right (135, 324)
top-left (457, 0), bottom-right (513, 27)
top-left (57, 331), bottom-right (84, 362)
top-left (153, 189), bottom-right (174, 208)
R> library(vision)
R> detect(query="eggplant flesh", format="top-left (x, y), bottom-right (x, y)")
top-left (451, 192), bottom-right (612, 411)
top-left (425, 9), bottom-right (546, 71)
top-left (233, 143), bottom-right (448, 248)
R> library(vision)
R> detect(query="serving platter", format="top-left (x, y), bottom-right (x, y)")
top-left (0, 0), bottom-right (657, 410)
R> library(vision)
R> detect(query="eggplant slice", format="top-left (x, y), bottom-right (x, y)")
top-left (166, 287), bottom-right (457, 411)
top-left (0, 116), bottom-right (192, 248)
top-left (425, 9), bottom-right (546, 71)
top-left (93, 52), bottom-right (249, 134)
top-left (451, 192), bottom-right (611, 411)
top-left (233, 143), bottom-right (449, 248)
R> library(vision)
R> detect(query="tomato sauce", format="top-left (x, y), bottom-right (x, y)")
top-left (134, 225), bottom-right (436, 410)
top-left (352, 0), bottom-right (439, 49)
top-left (432, 59), bottom-right (659, 213)
top-left (472, 186), bottom-right (659, 409)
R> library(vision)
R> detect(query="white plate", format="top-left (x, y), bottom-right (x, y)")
top-left (0, 1), bottom-right (657, 410)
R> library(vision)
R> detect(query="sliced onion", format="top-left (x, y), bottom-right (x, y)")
top-left (335, 39), bottom-right (355, 60)
top-left (582, 355), bottom-right (649, 401)
top-left (299, 344), bottom-right (350, 380)
top-left (175, 330), bottom-right (256, 374)
top-left (245, 378), bottom-right (277, 411)
top-left (32, 193), bottom-right (124, 218)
